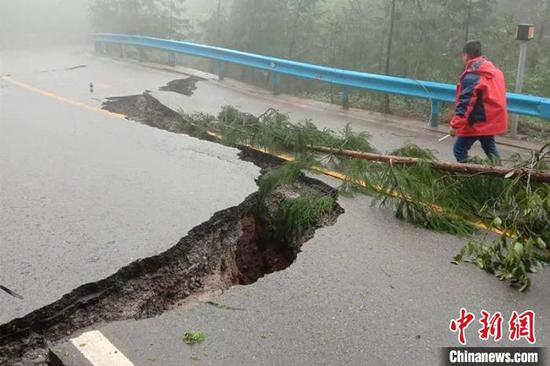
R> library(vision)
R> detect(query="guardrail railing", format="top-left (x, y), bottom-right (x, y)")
top-left (93, 33), bottom-right (550, 127)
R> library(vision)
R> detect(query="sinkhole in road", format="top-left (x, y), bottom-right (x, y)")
top-left (0, 153), bottom-right (342, 364)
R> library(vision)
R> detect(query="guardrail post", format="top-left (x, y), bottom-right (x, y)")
top-left (168, 52), bottom-right (176, 67)
top-left (342, 88), bottom-right (350, 110)
top-left (217, 61), bottom-right (225, 81)
top-left (542, 100), bottom-right (550, 120)
top-left (138, 47), bottom-right (147, 63)
top-left (271, 72), bottom-right (281, 96)
top-left (430, 100), bottom-right (441, 128)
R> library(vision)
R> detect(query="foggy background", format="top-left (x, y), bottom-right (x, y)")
top-left (0, 0), bottom-right (217, 49)
top-left (0, 0), bottom-right (548, 116)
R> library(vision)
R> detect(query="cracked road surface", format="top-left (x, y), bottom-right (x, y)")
top-left (1, 47), bottom-right (549, 365)
top-left (0, 48), bottom-right (260, 323)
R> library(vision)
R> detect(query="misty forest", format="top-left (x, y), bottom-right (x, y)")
top-left (2, 2), bottom-right (550, 364)
top-left (1, 0), bottom-right (550, 291)
top-left (89, 0), bottom-right (550, 126)
top-left (2, 0), bottom-right (549, 133)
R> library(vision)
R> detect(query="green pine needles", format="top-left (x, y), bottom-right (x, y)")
top-left (216, 106), bottom-right (376, 155)
top-left (173, 106), bottom-right (549, 291)
top-left (274, 192), bottom-right (337, 239)
top-left (257, 159), bottom-right (314, 202)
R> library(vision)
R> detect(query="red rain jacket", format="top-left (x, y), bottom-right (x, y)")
top-left (450, 57), bottom-right (508, 137)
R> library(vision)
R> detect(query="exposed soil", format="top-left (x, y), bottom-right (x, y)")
top-left (102, 92), bottom-right (184, 129)
top-left (0, 89), bottom-right (343, 364)
top-left (101, 91), bottom-right (216, 140)
top-left (159, 77), bottom-right (203, 96)
top-left (0, 171), bottom-right (341, 365)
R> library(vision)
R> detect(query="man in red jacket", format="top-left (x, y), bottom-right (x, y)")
top-left (450, 41), bottom-right (508, 162)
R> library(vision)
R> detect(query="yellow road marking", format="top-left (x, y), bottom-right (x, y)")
top-left (4, 74), bottom-right (502, 236)
top-left (1, 76), bottom-right (127, 120)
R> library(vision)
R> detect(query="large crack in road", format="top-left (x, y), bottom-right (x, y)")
top-left (0, 84), bottom-right (344, 365)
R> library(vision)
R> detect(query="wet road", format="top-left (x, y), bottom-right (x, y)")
top-left (1, 47), bottom-right (548, 365)
top-left (0, 47), bottom-right (260, 323)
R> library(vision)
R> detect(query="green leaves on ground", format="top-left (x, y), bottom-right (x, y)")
top-left (180, 106), bottom-right (549, 291)
top-left (183, 331), bottom-right (206, 345)
top-left (217, 106), bottom-right (376, 156)
top-left (257, 160), bottom-right (313, 202)
top-left (360, 144), bottom-right (550, 291)
top-left (274, 192), bottom-right (337, 238)
top-left (454, 237), bottom-right (547, 292)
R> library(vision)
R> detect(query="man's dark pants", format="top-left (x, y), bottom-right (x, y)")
top-left (453, 136), bottom-right (500, 162)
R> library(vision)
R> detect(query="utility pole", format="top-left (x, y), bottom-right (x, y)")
top-left (383, 0), bottom-right (396, 114)
top-left (510, 24), bottom-right (535, 137)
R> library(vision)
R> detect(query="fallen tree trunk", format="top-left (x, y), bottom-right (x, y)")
top-left (311, 146), bottom-right (550, 183)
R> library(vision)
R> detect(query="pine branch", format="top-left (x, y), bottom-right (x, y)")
top-left (310, 146), bottom-right (550, 183)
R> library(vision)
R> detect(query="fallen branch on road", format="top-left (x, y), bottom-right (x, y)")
top-left (101, 98), bottom-right (550, 291)
top-left (310, 145), bottom-right (550, 183)
top-left (206, 107), bottom-right (550, 291)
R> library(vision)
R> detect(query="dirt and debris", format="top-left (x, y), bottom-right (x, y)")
top-left (0, 88), bottom-right (344, 365)
top-left (102, 91), bottom-right (214, 139)
top-left (159, 77), bottom-right (203, 96)
top-left (0, 286), bottom-right (24, 300)
top-left (102, 92), bottom-right (184, 129)
top-left (64, 65), bottom-right (88, 71)
top-left (0, 148), bottom-right (342, 365)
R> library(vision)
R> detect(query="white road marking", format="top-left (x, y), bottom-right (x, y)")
top-left (71, 331), bottom-right (135, 366)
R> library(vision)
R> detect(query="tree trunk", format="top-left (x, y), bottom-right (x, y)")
top-left (311, 146), bottom-right (550, 183)
top-left (383, 0), bottom-right (396, 114)
top-left (537, 0), bottom-right (550, 44)
top-left (465, 0), bottom-right (472, 42)
top-left (215, 0), bottom-right (223, 45)
top-left (288, 0), bottom-right (305, 59)
top-left (329, 26), bottom-right (337, 104)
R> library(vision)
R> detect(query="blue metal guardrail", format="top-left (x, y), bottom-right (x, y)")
top-left (94, 33), bottom-right (550, 127)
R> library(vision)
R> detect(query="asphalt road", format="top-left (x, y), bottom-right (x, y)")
top-left (0, 47), bottom-right (260, 323)
top-left (1, 47), bottom-right (549, 365)
top-left (57, 193), bottom-right (550, 366)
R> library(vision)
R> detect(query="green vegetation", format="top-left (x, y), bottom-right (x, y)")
top-left (90, 0), bottom-right (191, 39)
top-left (274, 192), bottom-right (337, 238)
top-left (89, 0), bottom-right (550, 136)
top-left (218, 106), bottom-right (376, 155)
top-left (175, 106), bottom-right (549, 291)
top-left (90, 0), bottom-right (550, 137)
top-left (340, 139), bottom-right (550, 290)
top-left (183, 331), bottom-right (206, 345)
top-left (90, 0), bottom-right (550, 289)
top-left (115, 95), bottom-right (549, 290)
top-left (257, 160), bottom-right (312, 202)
